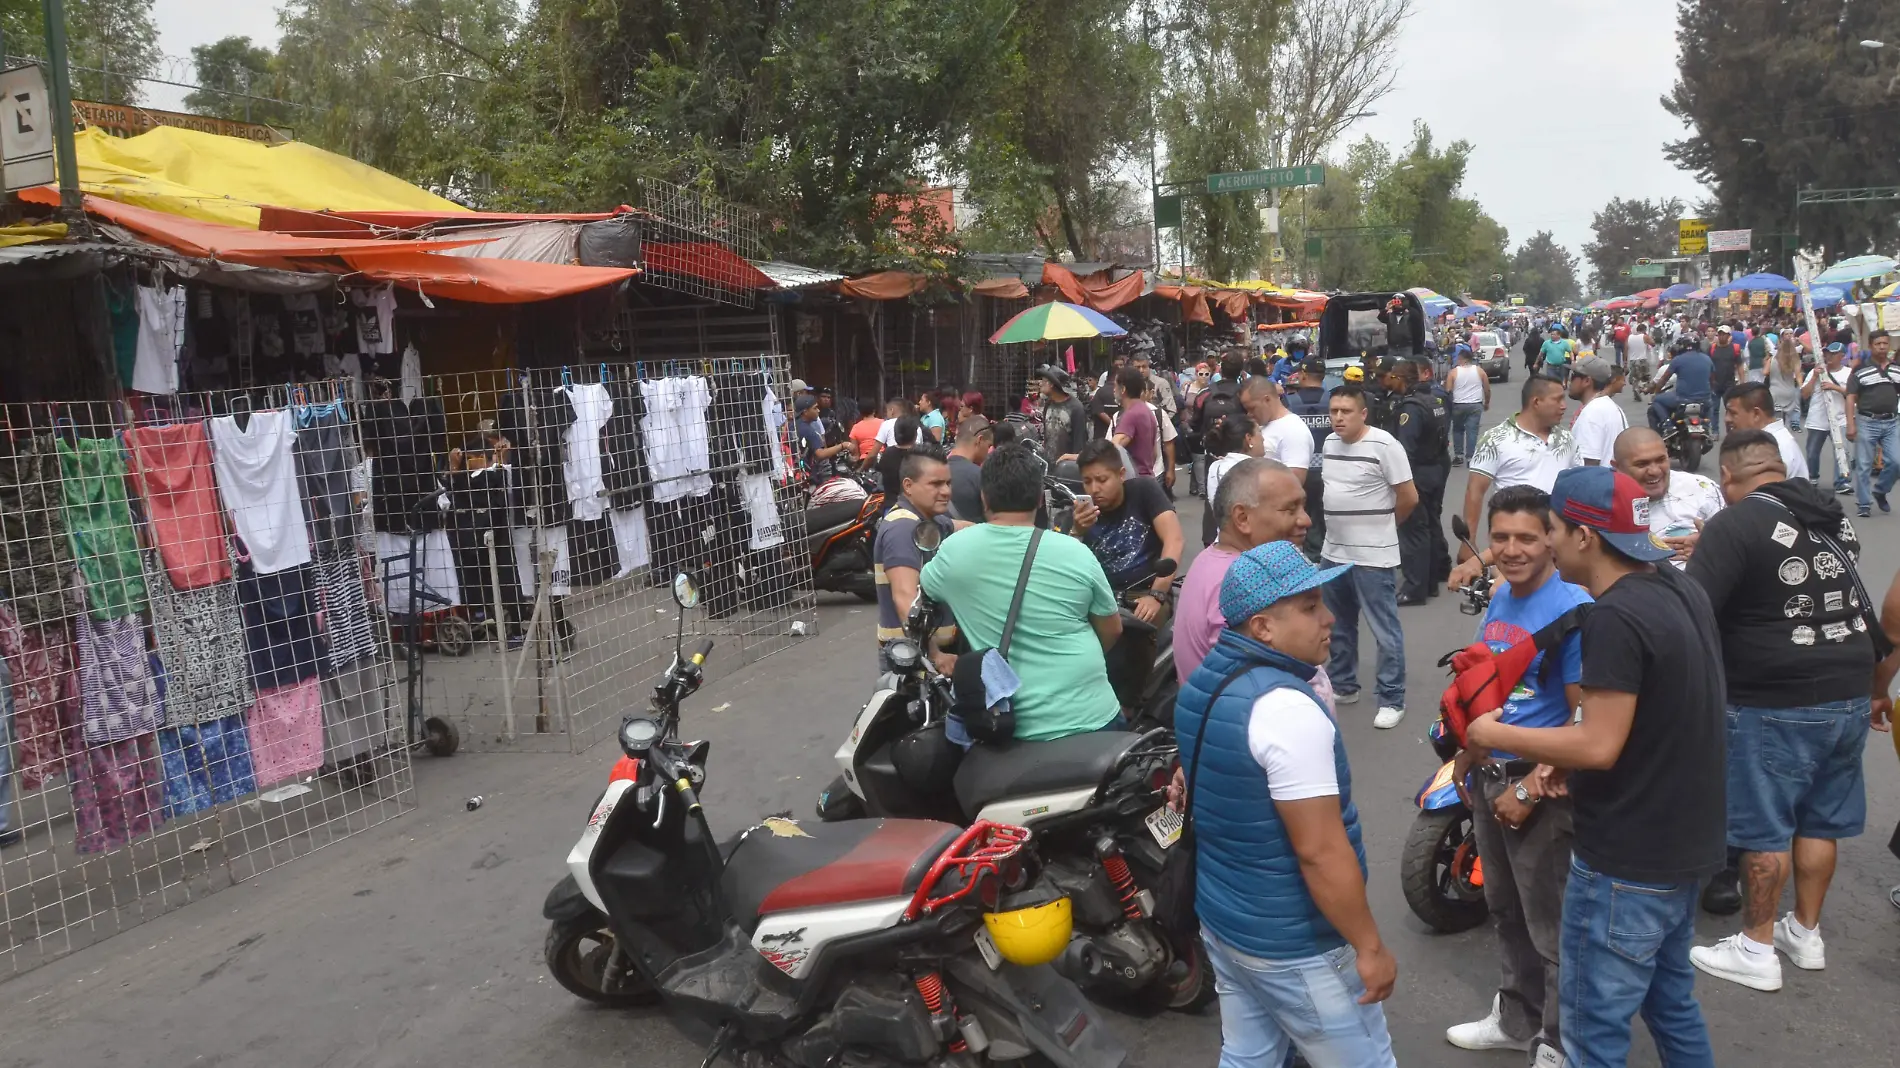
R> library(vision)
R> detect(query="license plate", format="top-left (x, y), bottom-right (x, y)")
top-left (974, 926), bottom-right (1003, 971)
top-left (1144, 805), bottom-right (1183, 849)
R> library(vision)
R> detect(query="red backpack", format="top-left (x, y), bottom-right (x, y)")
top-left (1436, 606), bottom-right (1589, 748)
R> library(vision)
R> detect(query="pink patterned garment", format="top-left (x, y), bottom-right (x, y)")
top-left (246, 677), bottom-right (323, 787)
top-left (70, 732), bottom-right (164, 855)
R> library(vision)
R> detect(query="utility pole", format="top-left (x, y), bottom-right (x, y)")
top-left (41, 0), bottom-right (83, 217)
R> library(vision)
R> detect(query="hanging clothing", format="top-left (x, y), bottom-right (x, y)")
top-left (709, 369), bottom-right (776, 473)
top-left (602, 378), bottom-right (653, 508)
top-left (608, 507), bottom-right (650, 578)
top-left (641, 376), bottom-right (714, 503)
top-left (373, 530), bottom-right (461, 614)
top-left (145, 551), bottom-right (253, 726)
top-left (0, 604), bottom-right (77, 791)
top-left (211, 409), bottom-right (315, 575)
top-left (321, 655), bottom-right (385, 766)
top-left (0, 436), bottom-right (76, 628)
top-left (132, 283), bottom-right (182, 395)
top-left (399, 342), bottom-right (423, 401)
top-left (562, 382), bottom-right (613, 522)
top-left (237, 559), bottom-right (322, 690)
top-left (739, 473), bottom-right (786, 550)
top-left (362, 395), bottom-right (448, 534)
top-left (71, 730), bottom-right (164, 854)
top-left (351, 284), bottom-right (397, 355)
top-left (495, 379), bottom-right (576, 526)
top-left (313, 542), bottom-right (379, 673)
top-left (156, 710), bottom-right (256, 819)
top-left (511, 524), bottom-right (571, 598)
top-left (761, 374), bottom-right (788, 478)
top-left (568, 516), bottom-right (618, 587)
top-left (282, 293), bottom-right (325, 356)
top-left (74, 595), bottom-right (163, 746)
top-left (106, 281), bottom-right (140, 390)
top-left (246, 677), bottom-right (323, 787)
top-left (125, 421), bottom-right (231, 591)
top-left (58, 436), bottom-right (149, 620)
top-left (292, 401), bottom-right (359, 550)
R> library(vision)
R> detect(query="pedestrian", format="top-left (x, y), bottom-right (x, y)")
top-left (1444, 486), bottom-right (1588, 1066)
top-left (1242, 376), bottom-right (1316, 471)
top-left (917, 390), bottom-right (946, 445)
top-left (1745, 324), bottom-right (1773, 384)
top-left (1801, 342), bottom-right (1853, 494)
top-left (1110, 368), bottom-right (1164, 482)
top-left (1173, 540), bottom-right (1399, 1068)
top-left (1283, 357), bottom-right (1336, 557)
top-left (1386, 359), bottom-right (1450, 606)
top-left (797, 392), bottom-right (855, 485)
top-left (1465, 465), bottom-right (1724, 1068)
top-left (1034, 365), bottom-right (1091, 466)
top-left (1610, 427), bottom-right (1725, 569)
top-left (1201, 414), bottom-right (1263, 547)
top-left (871, 446), bottom-right (958, 671)
top-left (876, 414), bottom-right (922, 502)
top-left (1174, 457), bottom-right (1313, 685)
top-left (1626, 324), bottom-right (1652, 380)
top-left (1845, 330), bottom-right (1900, 517)
top-left (1091, 355), bottom-right (1127, 438)
top-left (1567, 358), bottom-right (1626, 468)
top-left (1539, 325), bottom-right (1572, 374)
top-left (1723, 382), bottom-right (1810, 481)
top-left (945, 416), bottom-right (993, 523)
top-left (1687, 430), bottom-right (1879, 993)
top-left (1447, 346), bottom-right (1491, 466)
top-left (1319, 383), bottom-right (1417, 729)
top-left (1767, 335), bottom-right (1804, 432)
top-left (1461, 376), bottom-right (1578, 558)
top-left (1708, 326), bottom-right (1742, 414)
top-left (847, 398), bottom-right (885, 465)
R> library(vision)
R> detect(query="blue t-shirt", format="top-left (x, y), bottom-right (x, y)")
top-left (1668, 349), bottom-right (1714, 399)
top-left (1476, 573), bottom-right (1590, 759)
top-left (920, 409), bottom-right (947, 442)
top-left (1540, 339), bottom-right (1572, 368)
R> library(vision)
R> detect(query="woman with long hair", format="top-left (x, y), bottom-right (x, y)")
top-left (1768, 334), bottom-right (1805, 431)
top-left (1198, 413), bottom-right (1262, 546)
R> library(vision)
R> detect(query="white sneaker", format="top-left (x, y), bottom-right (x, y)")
top-left (1690, 933), bottom-right (1783, 991)
top-left (1773, 913), bottom-right (1825, 970)
top-left (1335, 689), bottom-right (1362, 705)
top-left (1445, 994), bottom-right (1530, 1051)
top-left (1373, 705), bottom-right (1406, 729)
top-left (1530, 1040), bottom-right (1568, 1068)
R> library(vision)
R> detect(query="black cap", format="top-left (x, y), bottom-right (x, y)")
top-left (1034, 364), bottom-right (1072, 391)
top-left (1300, 356), bottom-right (1325, 376)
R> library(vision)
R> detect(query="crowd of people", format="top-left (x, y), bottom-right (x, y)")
top-left (789, 301), bottom-right (1899, 1068)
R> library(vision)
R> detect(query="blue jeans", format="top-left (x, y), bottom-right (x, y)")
top-left (1560, 855), bottom-right (1713, 1068)
top-left (1807, 426), bottom-right (1850, 489)
top-left (1202, 932), bottom-right (1398, 1068)
top-left (1726, 698), bottom-right (1870, 852)
top-left (1854, 414), bottom-right (1900, 511)
top-left (1450, 403), bottom-right (1484, 460)
top-left (1321, 560), bottom-right (1404, 707)
top-left (1648, 391), bottom-right (1714, 435)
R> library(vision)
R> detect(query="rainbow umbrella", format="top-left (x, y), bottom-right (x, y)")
top-left (1874, 281), bottom-right (1897, 301)
top-left (989, 300), bottom-right (1127, 343)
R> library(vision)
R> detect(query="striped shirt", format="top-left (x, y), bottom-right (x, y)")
top-left (1320, 427), bottom-right (1413, 568)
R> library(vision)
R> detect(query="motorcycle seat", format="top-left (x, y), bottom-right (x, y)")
top-left (953, 731), bottom-right (1141, 819)
top-left (720, 817), bottom-right (961, 932)
top-left (806, 500), bottom-right (866, 537)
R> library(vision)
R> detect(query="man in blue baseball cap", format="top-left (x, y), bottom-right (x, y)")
top-left (1467, 466), bottom-right (1725, 1067)
top-left (1173, 541), bottom-right (1398, 1067)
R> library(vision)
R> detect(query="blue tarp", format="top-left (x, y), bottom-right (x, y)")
top-left (1658, 282), bottom-right (1698, 301)
top-left (1709, 272), bottom-right (1797, 298)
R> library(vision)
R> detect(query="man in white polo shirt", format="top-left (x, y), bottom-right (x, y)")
top-left (1723, 381), bottom-right (1809, 482)
top-left (1568, 358), bottom-right (1627, 467)
top-left (1460, 375), bottom-right (1578, 561)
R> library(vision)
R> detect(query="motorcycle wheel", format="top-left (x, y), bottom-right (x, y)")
top-left (1678, 437), bottom-right (1703, 473)
top-left (544, 917), bottom-right (660, 1007)
top-left (1150, 938), bottom-right (1218, 1014)
top-left (1400, 808), bottom-right (1489, 934)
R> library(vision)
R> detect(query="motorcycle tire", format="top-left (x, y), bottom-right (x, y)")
top-left (544, 917), bottom-right (660, 1008)
top-left (1149, 938), bottom-right (1218, 1014)
top-left (1679, 437), bottom-right (1703, 473)
top-left (1400, 807), bottom-right (1489, 934)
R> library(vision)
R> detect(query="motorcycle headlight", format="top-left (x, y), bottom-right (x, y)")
top-left (886, 638), bottom-right (921, 670)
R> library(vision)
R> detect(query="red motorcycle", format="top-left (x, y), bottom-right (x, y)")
top-left (807, 468), bottom-right (883, 602)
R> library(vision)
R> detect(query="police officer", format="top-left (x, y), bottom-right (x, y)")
top-left (1281, 356), bottom-right (1335, 555)
top-left (1385, 358), bottom-right (1450, 604)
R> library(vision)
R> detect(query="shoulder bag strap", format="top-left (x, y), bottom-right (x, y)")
top-left (996, 527), bottom-right (1045, 661)
top-left (1181, 664), bottom-right (1268, 823)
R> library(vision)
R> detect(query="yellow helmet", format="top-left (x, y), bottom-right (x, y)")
top-left (982, 895), bottom-right (1073, 967)
top-left (1343, 366), bottom-right (1366, 382)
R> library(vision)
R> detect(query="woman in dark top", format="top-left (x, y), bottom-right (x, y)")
top-left (878, 414), bottom-right (922, 502)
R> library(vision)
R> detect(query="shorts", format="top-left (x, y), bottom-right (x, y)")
top-left (1726, 697), bottom-right (1871, 851)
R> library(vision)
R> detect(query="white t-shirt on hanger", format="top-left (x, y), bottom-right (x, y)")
top-left (210, 408), bottom-right (313, 574)
top-left (562, 382), bottom-right (613, 522)
top-left (132, 284), bottom-right (181, 394)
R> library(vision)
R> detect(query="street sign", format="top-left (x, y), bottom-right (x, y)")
top-left (1707, 228), bottom-right (1752, 253)
top-left (0, 65), bottom-right (56, 193)
top-left (1304, 236), bottom-right (1323, 258)
top-left (1630, 263), bottom-right (1669, 278)
top-left (1260, 206), bottom-right (1280, 233)
top-left (1153, 193), bottom-right (1182, 230)
top-left (1677, 218), bottom-right (1708, 255)
top-left (1270, 246), bottom-right (1286, 264)
top-left (1207, 165), bottom-right (1325, 194)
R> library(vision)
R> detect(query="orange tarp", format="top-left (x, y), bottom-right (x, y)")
top-left (838, 271), bottom-right (929, 300)
top-left (971, 277), bottom-right (1030, 300)
top-left (341, 251), bottom-right (638, 304)
top-left (1154, 285), bottom-right (1213, 325)
top-left (1210, 290), bottom-right (1251, 320)
top-left (259, 206), bottom-right (622, 235)
top-left (1042, 263), bottom-right (1144, 312)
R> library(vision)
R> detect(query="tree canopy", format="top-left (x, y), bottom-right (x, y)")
top-left (1509, 231), bottom-right (1580, 307)
top-left (1582, 196), bottom-right (1684, 295)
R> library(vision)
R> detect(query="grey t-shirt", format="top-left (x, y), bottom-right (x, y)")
top-left (948, 454), bottom-right (984, 522)
top-left (1041, 395), bottom-right (1090, 462)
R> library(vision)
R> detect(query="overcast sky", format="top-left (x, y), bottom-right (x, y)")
top-left (150, 0), bottom-right (1707, 264)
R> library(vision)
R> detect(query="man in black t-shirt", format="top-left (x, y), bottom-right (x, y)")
top-left (1034, 366), bottom-right (1091, 465)
top-left (1685, 431), bottom-right (1876, 993)
top-left (1467, 465), bottom-right (1722, 1067)
top-left (1070, 440), bottom-right (1183, 622)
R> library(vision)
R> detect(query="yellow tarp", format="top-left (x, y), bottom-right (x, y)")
top-left (57, 126), bottom-right (467, 229)
top-left (0, 222), bottom-right (68, 249)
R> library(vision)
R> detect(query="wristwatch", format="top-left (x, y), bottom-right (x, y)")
top-left (1514, 781), bottom-right (1537, 805)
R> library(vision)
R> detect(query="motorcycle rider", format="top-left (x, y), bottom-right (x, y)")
top-left (1445, 487), bottom-right (1588, 1065)
top-left (918, 444), bottom-right (1122, 741)
top-left (873, 447), bottom-right (963, 672)
top-left (1071, 439), bottom-right (1185, 624)
top-left (1386, 358), bottom-right (1452, 605)
top-left (1648, 335), bottom-right (1716, 436)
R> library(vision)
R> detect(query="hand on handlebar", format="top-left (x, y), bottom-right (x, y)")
top-left (1449, 554), bottom-right (1489, 590)
top-left (1131, 593), bottom-right (1166, 624)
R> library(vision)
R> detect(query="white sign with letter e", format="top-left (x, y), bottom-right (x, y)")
top-left (1, 64), bottom-right (56, 193)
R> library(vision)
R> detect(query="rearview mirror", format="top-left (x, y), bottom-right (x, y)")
top-left (1450, 516), bottom-right (1471, 543)
top-left (672, 572), bottom-right (701, 609)
top-left (912, 521), bottom-right (942, 554)
top-left (1152, 557), bottom-right (1178, 580)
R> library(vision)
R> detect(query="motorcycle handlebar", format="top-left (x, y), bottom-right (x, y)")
top-left (688, 639), bottom-right (715, 668)
top-left (645, 745), bottom-right (703, 816)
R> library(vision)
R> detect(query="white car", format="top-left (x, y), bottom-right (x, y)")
top-left (1470, 331), bottom-right (1512, 381)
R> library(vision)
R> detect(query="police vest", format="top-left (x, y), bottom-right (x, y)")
top-left (1284, 386), bottom-right (1333, 453)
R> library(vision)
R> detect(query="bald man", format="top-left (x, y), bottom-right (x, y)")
top-left (1613, 427), bottom-right (1725, 566)
top-left (1174, 457), bottom-right (1315, 685)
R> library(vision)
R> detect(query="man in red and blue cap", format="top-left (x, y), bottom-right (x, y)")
top-left (1467, 466), bottom-right (1725, 1067)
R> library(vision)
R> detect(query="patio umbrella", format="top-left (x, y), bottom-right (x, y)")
top-left (1632, 288), bottom-right (1666, 300)
top-left (1813, 254), bottom-right (1898, 286)
top-left (1659, 282), bottom-right (1698, 301)
top-left (1453, 304), bottom-right (1486, 320)
top-left (1873, 281), bottom-right (1898, 301)
top-left (1801, 285), bottom-right (1848, 309)
top-left (1708, 272), bottom-right (1797, 298)
top-left (989, 300), bottom-right (1127, 343)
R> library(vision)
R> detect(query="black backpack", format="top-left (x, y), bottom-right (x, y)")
top-left (1195, 382), bottom-right (1244, 430)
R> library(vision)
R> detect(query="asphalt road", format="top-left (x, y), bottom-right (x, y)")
top-left (1, 383), bottom-right (1897, 1067)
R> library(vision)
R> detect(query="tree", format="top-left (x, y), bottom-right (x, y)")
top-left (1265, 0), bottom-right (1411, 170)
top-left (1664, 0), bottom-right (1900, 265)
top-left (1, 0), bottom-right (160, 105)
top-left (1582, 196), bottom-right (1684, 294)
top-left (184, 37), bottom-right (297, 127)
top-left (1510, 231), bottom-right (1580, 306)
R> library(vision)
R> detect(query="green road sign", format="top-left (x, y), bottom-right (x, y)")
top-left (1207, 165), bottom-right (1326, 194)
top-left (1630, 263), bottom-right (1669, 278)
top-left (1153, 193), bottom-right (1182, 230)
top-left (1305, 236), bottom-right (1324, 259)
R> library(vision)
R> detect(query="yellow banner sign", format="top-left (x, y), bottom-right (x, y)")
top-left (72, 99), bottom-right (289, 144)
top-left (1678, 218), bottom-right (1708, 255)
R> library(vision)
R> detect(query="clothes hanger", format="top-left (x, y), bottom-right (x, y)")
top-left (231, 393), bottom-right (253, 432)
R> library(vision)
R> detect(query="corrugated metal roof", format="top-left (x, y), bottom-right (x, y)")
top-left (0, 240), bottom-right (123, 264)
top-left (752, 260), bottom-right (846, 290)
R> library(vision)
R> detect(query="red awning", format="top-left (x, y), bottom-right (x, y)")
top-left (641, 240), bottom-right (774, 291)
top-left (341, 251), bottom-right (638, 304)
top-left (1042, 263), bottom-right (1144, 312)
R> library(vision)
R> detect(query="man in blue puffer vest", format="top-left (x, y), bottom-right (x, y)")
top-left (1175, 540), bottom-right (1399, 1067)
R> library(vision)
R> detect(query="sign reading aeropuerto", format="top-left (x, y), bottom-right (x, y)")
top-left (72, 99), bottom-right (291, 143)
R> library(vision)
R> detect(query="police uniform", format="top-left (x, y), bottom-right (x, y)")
top-left (1390, 383), bottom-right (1451, 603)
top-left (1282, 382), bottom-right (1334, 555)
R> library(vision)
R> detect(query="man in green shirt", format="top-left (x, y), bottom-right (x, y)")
top-left (920, 444), bottom-right (1123, 740)
top-left (1540, 324), bottom-right (1574, 372)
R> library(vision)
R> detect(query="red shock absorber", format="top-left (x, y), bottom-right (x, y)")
top-left (913, 972), bottom-right (968, 1053)
top-left (1101, 848), bottom-right (1144, 920)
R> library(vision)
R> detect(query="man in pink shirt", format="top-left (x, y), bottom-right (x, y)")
top-left (1111, 367), bottom-right (1161, 478)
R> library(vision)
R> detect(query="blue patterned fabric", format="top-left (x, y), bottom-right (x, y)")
top-left (1219, 541), bottom-right (1352, 626)
top-left (154, 656), bottom-right (257, 817)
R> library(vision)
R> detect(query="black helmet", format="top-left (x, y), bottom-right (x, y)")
top-left (1671, 334), bottom-right (1700, 355)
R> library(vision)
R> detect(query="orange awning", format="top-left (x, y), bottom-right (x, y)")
top-left (258, 206), bottom-right (625, 235)
top-left (971, 277), bottom-right (1030, 300)
top-left (1154, 285), bottom-right (1213, 325)
top-left (1042, 263), bottom-right (1144, 312)
top-left (839, 271), bottom-right (929, 300)
top-left (341, 251), bottom-right (638, 304)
